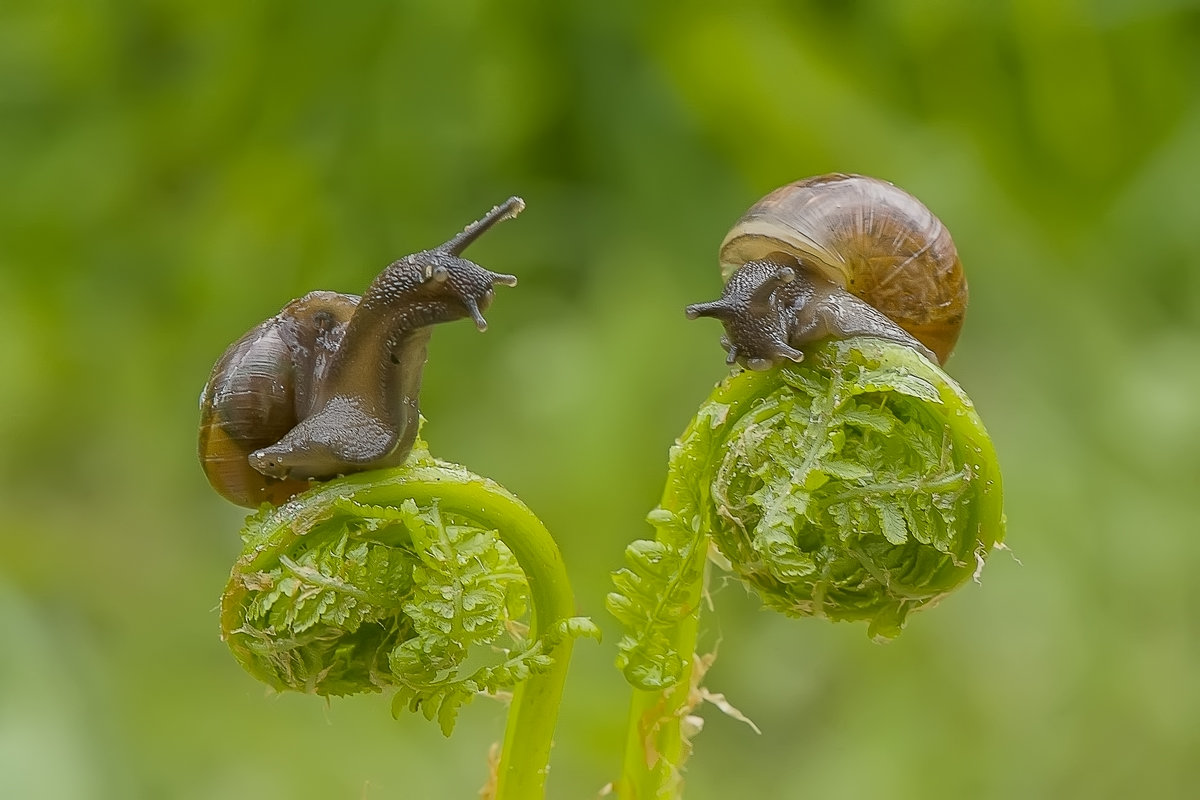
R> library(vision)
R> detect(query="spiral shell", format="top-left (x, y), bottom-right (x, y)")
top-left (718, 174), bottom-right (967, 363)
top-left (198, 291), bottom-right (357, 507)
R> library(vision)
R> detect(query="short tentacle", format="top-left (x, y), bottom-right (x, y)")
top-left (488, 270), bottom-right (519, 288)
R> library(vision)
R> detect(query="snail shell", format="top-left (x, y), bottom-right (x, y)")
top-left (199, 198), bottom-right (523, 508)
top-left (198, 291), bottom-right (357, 507)
top-left (689, 174), bottom-right (967, 367)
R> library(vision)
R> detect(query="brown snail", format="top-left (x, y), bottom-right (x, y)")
top-left (198, 197), bottom-right (523, 508)
top-left (685, 174), bottom-right (967, 369)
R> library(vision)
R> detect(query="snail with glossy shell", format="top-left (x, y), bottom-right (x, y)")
top-left (685, 174), bottom-right (967, 368)
top-left (198, 198), bottom-right (524, 508)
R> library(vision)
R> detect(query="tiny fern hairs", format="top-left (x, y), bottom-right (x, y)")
top-left (609, 176), bottom-right (1005, 798)
top-left (201, 200), bottom-right (598, 800)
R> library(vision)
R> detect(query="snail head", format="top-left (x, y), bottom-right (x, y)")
top-left (685, 259), bottom-right (805, 371)
top-left (388, 197), bottom-right (524, 332)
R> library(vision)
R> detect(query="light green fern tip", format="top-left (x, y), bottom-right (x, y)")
top-left (610, 337), bottom-right (1005, 689)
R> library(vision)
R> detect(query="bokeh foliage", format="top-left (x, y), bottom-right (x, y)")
top-left (1, 1), bottom-right (1198, 797)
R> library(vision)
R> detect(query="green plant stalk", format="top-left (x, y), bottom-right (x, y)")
top-left (222, 460), bottom-right (578, 800)
top-left (617, 368), bottom-right (773, 800)
top-left (617, 548), bottom-right (705, 800)
top-left (614, 338), bottom-right (1004, 798)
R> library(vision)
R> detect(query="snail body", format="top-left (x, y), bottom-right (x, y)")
top-left (199, 198), bottom-right (523, 508)
top-left (687, 174), bottom-right (967, 368)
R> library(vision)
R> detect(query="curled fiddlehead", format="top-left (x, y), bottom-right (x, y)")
top-left (221, 443), bottom-right (598, 795)
top-left (608, 177), bottom-right (1005, 797)
top-left (204, 200), bottom-right (598, 799)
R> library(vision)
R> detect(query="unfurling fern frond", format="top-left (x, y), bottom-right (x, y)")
top-left (610, 338), bottom-right (1005, 794)
top-left (221, 443), bottom-right (598, 797)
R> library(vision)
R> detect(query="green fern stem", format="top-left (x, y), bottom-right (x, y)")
top-left (610, 338), bottom-right (1005, 798)
top-left (220, 445), bottom-right (597, 800)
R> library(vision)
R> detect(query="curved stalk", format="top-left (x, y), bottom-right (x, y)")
top-left (613, 364), bottom-right (775, 798)
top-left (617, 551), bottom-right (706, 800)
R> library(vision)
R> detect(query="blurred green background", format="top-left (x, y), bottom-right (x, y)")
top-left (2, 1), bottom-right (1198, 797)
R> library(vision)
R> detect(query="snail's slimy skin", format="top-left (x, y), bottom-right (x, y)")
top-left (686, 259), bottom-right (936, 370)
top-left (199, 198), bottom-right (522, 507)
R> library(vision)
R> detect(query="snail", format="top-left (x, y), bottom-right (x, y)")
top-left (685, 173), bottom-right (967, 369)
top-left (198, 197), bottom-right (523, 508)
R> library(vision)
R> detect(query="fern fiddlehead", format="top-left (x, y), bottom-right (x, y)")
top-left (610, 340), bottom-right (1004, 796)
top-left (221, 442), bottom-right (597, 797)
top-left (609, 177), bottom-right (1005, 798)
